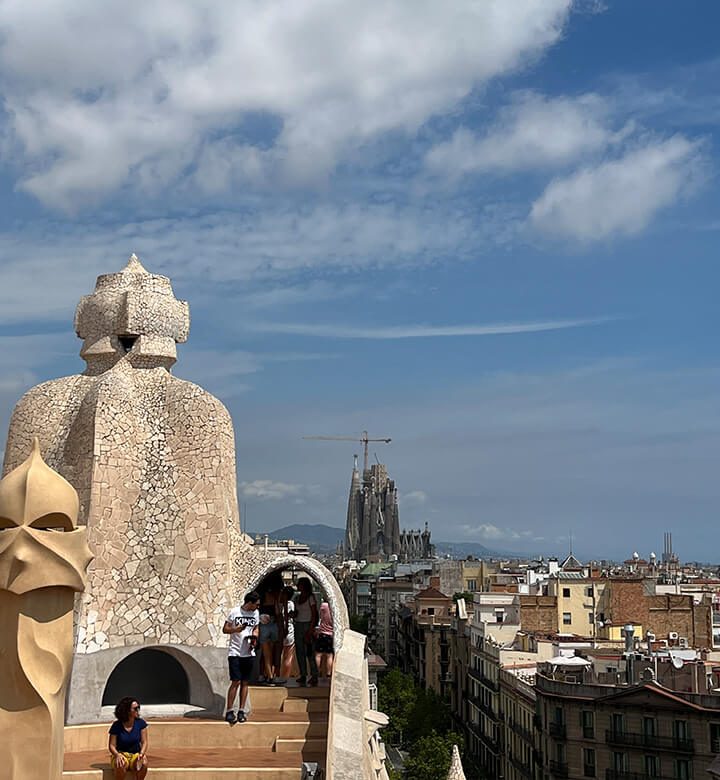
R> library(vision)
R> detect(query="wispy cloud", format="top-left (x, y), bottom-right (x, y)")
top-left (426, 91), bottom-right (625, 176)
top-left (239, 479), bottom-right (324, 503)
top-left (252, 317), bottom-right (613, 340)
top-left (530, 135), bottom-right (706, 241)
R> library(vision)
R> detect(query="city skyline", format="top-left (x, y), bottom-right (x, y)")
top-left (0, 1), bottom-right (718, 559)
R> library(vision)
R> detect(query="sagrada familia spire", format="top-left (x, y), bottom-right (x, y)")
top-left (345, 455), bottom-right (401, 562)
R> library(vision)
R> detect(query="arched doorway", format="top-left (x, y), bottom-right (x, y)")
top-left (248, 554), bottom-right (349, 649)
top-left (102, 648), bottom-right (190, 706)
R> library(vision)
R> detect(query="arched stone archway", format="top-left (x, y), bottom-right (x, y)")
top-left (102, 647), bottom-right (190, 705)
top-left (247, 555), bottom-right (349, 650)
top-left (67, 643), bottom-right (226, 723)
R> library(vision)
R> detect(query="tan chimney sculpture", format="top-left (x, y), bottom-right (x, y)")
top-left (0, 439), bottom-right (92, 779)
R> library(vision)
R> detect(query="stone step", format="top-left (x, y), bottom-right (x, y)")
top-left (274, 737), bottom-right (327, 753)
top-left (65, 713), bottom-right (328, 752)
top-left (282, 698), bottom-right (329, 714)
top-left (248, 684), bottom-right (330, 711)
top-left (63, 746), bottom-right (323, 779)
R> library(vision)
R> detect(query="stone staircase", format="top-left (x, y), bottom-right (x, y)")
top-left (63, 685), bottom-right (328, 779)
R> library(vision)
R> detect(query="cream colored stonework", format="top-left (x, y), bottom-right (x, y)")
top-left (2, 257), bottom-right (251, 655)
top-left (446, 745), bottom-right (467, 780)
top-left (0, 440), bottom-right (91, 779)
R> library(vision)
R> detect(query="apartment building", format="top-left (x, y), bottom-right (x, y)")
top-left (396, 581), bottom-right (454, 697)
top-left (537, 669), bottom-right (720, 780)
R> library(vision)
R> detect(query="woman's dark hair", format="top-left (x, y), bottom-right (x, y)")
top-left (282, 585), bottom-right (295, 599)
top-left (114, 696), bottom-right (137, 722)
top-left (297, 576), bottom-right (313, 594)
top-left (259, 572), bottom-right (283, 595)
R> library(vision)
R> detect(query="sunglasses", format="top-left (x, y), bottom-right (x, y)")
top-left (132, 705), bottom-right (141, 712)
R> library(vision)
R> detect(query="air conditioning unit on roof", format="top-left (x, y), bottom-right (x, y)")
top-left (679, 637), bottom-right (689, 648)
top-left (669, 631), bottom-right (679, 641)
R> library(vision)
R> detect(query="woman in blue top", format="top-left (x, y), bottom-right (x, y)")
top-left (108, 696), bottom-right (148, 778)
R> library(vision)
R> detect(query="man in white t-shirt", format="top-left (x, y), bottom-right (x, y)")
top-left (223, 591), bottom-right (260, 724)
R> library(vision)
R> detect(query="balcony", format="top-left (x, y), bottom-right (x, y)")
top-left (604, 771), bottom-right (678, 780)
top-left (509, 719), bottom-right (533, 743)
top-left (549, 759), bottom-right (569, 777)
top-left (509, 755), bottom-right (533, 779)
top-left (468, 693), bottom-right (498, 722)
top-left (605, 730), bottom-right (694, 754)
top-left (466, 720), bottom-right (500, 754)
top-left (468, 667), bottom-right (499, 692)
top-left (549, 722), bottom-right (567, 739)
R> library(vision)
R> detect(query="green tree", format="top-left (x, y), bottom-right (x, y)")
top-left (378, 668), bottom-right (417, 745)
top-left (405, 686), bottom-right (452, 744)
top-left (350, 612), bottom-right (369, 634)
top-left (403, 731), bottom-right (465, 780)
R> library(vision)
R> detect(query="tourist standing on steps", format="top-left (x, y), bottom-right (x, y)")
top-left (108, 697), bottom-right (148, 779)
top-left (223, 591), bottom-right (260, 724)
top-left (315, 601), bottom-right (335, 682)
top-left (278, 585), bottom-right (297, 682)
top-left (258, 574), bottom-right (282, 684)
top-left (294, 577), bottom-right (319, 686)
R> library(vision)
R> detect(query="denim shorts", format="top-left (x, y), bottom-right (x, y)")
top-left (259, 620), bottom-right (279, 643)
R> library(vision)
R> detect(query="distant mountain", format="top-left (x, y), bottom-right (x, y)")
top-left (256, 523), bottom-right (345, 551)
top-left (433, 540), bottom-right (499, 559)
top-left (435, 540), bottom-right (539, 559)
top-left (252, 524), bottom-right (536, 559)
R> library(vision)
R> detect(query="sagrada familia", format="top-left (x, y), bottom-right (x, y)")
top-left (0, 256), bottom-right (417, 779)
top-left (344, 458), bottom-right (434, 563)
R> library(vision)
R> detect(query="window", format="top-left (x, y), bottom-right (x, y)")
top-left (586, 586), bottom-right (594, 597)
top-left (563, 612), bottom-right (572, 625)
top-left (554, 706), bottom-right (564, 725)
top-left (495, 609), bottom-right (504, 624)
top-left (467, 579), bottom-right (477, 591)
top-left (644, 717), bottom-right (657, 738)
top-left (710, 723), bottom-right (720, 753)
top-left (581, 710), bottom-right (594, 739)
top-left (427, 607), bottom-right (435, 615)
top-left (675, 759), bottom-right (691, 780)
top-left (674, 720), bottom-right (689, 742)
top-left (588, 612), bottom-right (595, 624)
top-left (645, 755), bottom-right (660, 778)
top-left (563, 587), bottom-right (571, 598)
top-left (611, 713), bottom-right (625, 736)
top-left (612, 752), bottom-right (628, 773)
top-left (583, 748), bottom-right (596, 777)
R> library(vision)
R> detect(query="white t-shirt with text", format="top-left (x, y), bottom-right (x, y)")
top-left (226, 606), bottom-right (259, 657)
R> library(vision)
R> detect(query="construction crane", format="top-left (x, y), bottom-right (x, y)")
top-left (302, 430), bottom-right (391, 472)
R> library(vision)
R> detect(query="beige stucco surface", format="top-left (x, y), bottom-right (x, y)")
top-left (0, 441), bottom-right (91, 779)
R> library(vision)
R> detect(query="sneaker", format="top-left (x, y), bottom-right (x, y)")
top-left (296, 676), bottom-right (307, 686)
top-left (225, 710), bottom-right (236, 725)
top-left (237, 710), bottom-right (247, 723)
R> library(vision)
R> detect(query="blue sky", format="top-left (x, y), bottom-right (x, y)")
top-left (0, 1), bottom-right (718, 560)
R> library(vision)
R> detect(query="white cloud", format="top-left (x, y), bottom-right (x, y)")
top-left (252, 316), bottom-right (610, 339)
top-left (426, 91), bottom-right (624, 175)
top-left (460, 523), bottom-right (534, 542)
top-left (529, 135), bottom-right (705, 240)
top-left (0, 201), bottom-right (520, 325)
top-left (240, 479), bottom-right (308, 501)
top-left (402, 490), bottom-right (428, 506)
top-left (0, 0), bottom-right (574, 208)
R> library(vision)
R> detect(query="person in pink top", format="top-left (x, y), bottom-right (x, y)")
top-left (314, 601), bottom-right (334, 681)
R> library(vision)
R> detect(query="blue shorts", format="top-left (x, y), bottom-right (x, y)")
top-left (259, 621), bottom-right (279, 643)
